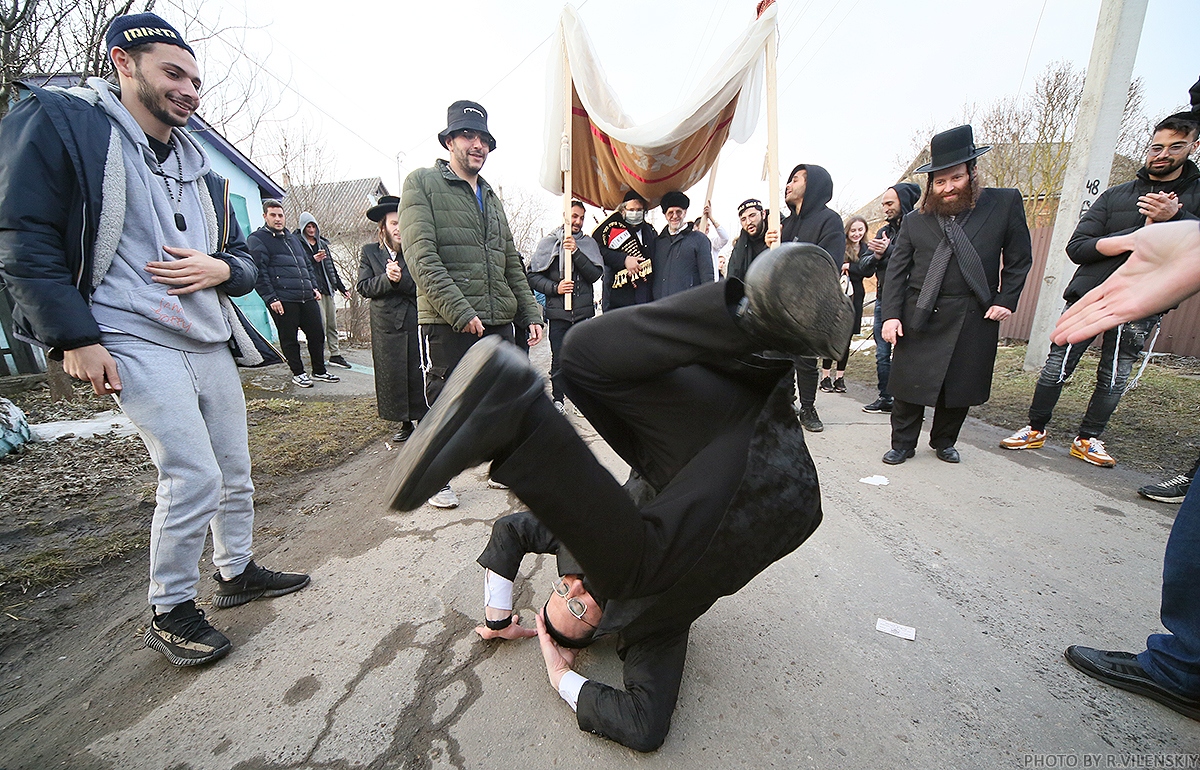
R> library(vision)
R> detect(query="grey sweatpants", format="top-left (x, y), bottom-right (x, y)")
top-left (317, 293), bottom-right (341, 355)
top-left (104, 334), bottom-right (255, 611)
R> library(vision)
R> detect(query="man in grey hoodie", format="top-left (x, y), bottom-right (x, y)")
top-left (0, 14), bottom-right (309, 668)
top-left (297, 212), bottom-right (352, 369)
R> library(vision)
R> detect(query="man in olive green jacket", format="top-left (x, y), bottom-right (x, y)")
top-left (399, 100), bottom-right (544, 508)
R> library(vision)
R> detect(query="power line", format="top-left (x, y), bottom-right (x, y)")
top-left (1017, 0), bottom-right (1050, 95)
top-left (780, 0), bottom-right (864, 95)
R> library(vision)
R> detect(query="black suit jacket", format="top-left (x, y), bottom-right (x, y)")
top-left (477, 376), bottom-right (823, 752)
top-left (356, 242), bottom-right (417, 332)
top-left (881, 188), bottom-right (1032, 406)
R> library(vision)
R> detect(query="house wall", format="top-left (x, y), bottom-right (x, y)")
top-left (196, 137), bottom-right (277, 343)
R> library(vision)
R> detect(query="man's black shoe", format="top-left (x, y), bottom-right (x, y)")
top-left (736, 243), bottom-right (855, 360)
top-left (327, 355), bottom-right (352, 369)
top-left (862, 396), bottom-right (892, 414)
top-left (882, 448), bottom-right (914, 465)
top-left (1065, 645), bottom-right (1200, 721)
top-left (394, 421), bottom-right (415, 443)
top-left (144, 600), bottom-right (231, 667)
top-left (797, 405), bottom-right (824, 433)
top-left (212, 560), bottom-right (311, 609)
top-left (935, 446), bottom-right (961, 463)
top-left (386, 336), bottom-right (544, 511)
top-left (818, 376), bottom-right (833, 393)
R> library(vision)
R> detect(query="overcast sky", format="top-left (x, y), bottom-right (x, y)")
top-left (190, 0), bottom-right (1198, 231)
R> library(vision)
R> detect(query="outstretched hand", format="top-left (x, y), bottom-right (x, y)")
top-left (474, 613), bottom-right (537, 641)
top-left (1053, 220), bottom-right (1200, 345)
top-left (535, 611), bottom-right (576, 689)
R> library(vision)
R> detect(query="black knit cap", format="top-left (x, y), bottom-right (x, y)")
top-left (660, 190), bottom-right (690, 213)
top-left (106, 13), bottom-right (194, 58)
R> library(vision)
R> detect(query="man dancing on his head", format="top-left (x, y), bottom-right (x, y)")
top-left (387, 244), bottom-right (854, 751)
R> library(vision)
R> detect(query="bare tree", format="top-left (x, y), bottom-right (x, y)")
top-left (0, 0), bottom-right (73, 118)
top-left (497, 185), bottom-right (554, 260)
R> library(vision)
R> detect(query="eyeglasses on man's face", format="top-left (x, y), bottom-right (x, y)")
top-left (553, 578), bottom-right (595, 628)
top-left (1147, 141), bottom-right (1196, 157)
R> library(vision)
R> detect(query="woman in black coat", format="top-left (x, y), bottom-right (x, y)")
top-left (820, 216), bottom-right (870, 392)
top-left (356, 196), bottom-right (427, 441)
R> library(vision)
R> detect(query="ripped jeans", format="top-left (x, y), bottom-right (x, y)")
top-left (1027, 306), bottom-right (1161, 439)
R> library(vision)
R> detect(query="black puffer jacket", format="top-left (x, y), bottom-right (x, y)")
top-left (248, 226), bottom-right (319, 304)
top-left (526, 229), bottom-right (604, 322)
top-left (1063, 160), bottom-right (1200, 301)
top-left (779, 164), bottom-right (844, 258)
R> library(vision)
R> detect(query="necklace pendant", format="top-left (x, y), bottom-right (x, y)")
top-left (174, 212), bottom-right (187, 231)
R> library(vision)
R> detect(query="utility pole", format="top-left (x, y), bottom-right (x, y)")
top-left (1023, 0), bottom-right (1148, 371)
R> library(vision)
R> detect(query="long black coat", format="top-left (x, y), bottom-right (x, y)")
top-left (882, 188), bottom-right (1032, 408)
top-left (357, 242), bottom-right (427, 423)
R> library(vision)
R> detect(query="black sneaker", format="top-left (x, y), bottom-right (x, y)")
top-left (798, 405), bottom-right (824, 432)
top-left (862, 396), bottom-right (892, 413)
top-left (832, 377), bottom-right (846, 393)
top-left (1138, 474), bottom-right (1192, 504)
top-left (1065, 645), bottom-right (1200, 721)
top-left (212, 560), bottom-right (311, 609)
top-left (327, 355), bottom-right (352, 369)
top-left (145, 600), bottom-right (231, 667)
top-left (818, 376), bottom-right (833, 393)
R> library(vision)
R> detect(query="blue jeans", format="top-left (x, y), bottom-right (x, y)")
top-left (872, 304), bottom-right (891, 398)
top-left (1027, 309), bottom-right (1160, 439)
top-left (1140, 480), bottom-right (1200, 697)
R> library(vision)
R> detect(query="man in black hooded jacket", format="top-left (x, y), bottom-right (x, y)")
top-left (726, 198), bottom-right (770, 281)
top-left (765, 164), bottom-right (844, 432)
top-left (861, 182), bottom-right (921, 413)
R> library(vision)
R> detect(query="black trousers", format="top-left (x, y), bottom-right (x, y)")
top-left (889, 385), bottom-right (969, 451)
top-left (419, 322), bottom-right (515, 407)
top-left (271, 299), bottom-right (326, 376)
top-left (489, 283), bottom-right (777, 601)
top-left (547, 316), bottom-right (580, 403)
top-left (794, 356), bottom-right (818, 407)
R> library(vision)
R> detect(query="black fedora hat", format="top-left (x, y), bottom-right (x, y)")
top-left (367, 195), bottom-right (400, 223)
top-left (914, 125), bottom-right (991, 175)
top-left (437, 100), bottom-right (496, 151)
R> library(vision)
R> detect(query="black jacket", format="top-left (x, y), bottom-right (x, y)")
top-left (248, 226), bottom-right (319, 305)
top-left (296, 218), bottom-right (348, 297)
top-left (653, 223), bottom-right (713, 299)
top-left (526, 231), bottom-right (604, 323)
top-left (779, 164), bottom-right (844, 258)
top-left (1063, 160), bottom-right (1200, 302)
top-left (862, 182), bottom-right (920, 304)
top-left (725, 225), bottom-right (769, 282)
top-left (0, 85), bottom-right (255, 354)
top-left (883, 188), bottom-right (1032, 407)
top-left (593, 215), bottom-right (656, 309)
top-left (357, 241), bottom-right (417, 330)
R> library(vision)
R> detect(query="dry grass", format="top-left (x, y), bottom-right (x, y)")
top-left (844, 340), bottom-right (1200, 475)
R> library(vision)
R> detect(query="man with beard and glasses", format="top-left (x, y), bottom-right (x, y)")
top-left (765, 163), bottom-right (846, 433)
top-left (1000, 115), bottom-right (1200, 468)
top-left (400, 100), bottom-right (544, 509)
top-left (861, 182), bottom-right (921, 414)
top-left (386, 242), bottom-right (853, 751)
top-left (653, 191), bottom-right (714, 300)
top-left (880, 125), bottom-right (1032, 465)
top-left (0, 13), bottom-right (309, 668)
top-left (594, 190), bottom-right (656, 310)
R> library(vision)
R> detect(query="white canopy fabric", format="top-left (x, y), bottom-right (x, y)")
top-left (539, 3), bottom-right (775, 207)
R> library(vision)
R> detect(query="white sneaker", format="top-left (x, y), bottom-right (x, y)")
top-left (486, 478), bottom-right (509, 490)
top-left (553, 400), bottom-right (565, 414)
top-left (428, 485), bottom-right (459, 509)
top-left (292, 373), bottom-right (313, 388)
top-left (311, 372), bottom-right (340, 383)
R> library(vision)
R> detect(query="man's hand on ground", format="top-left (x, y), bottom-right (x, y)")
top-left (462, 317), bottom-right (485, 336)
top-left (528, 324), bottom-right (544, 347)
top-left (146, 246), bottom-right (231, 295)
top-left (474, 613), bottom-right (537, 641)
top-left (535, 611), bottom-right (576, 689)
top-left (63, 344), bottom-right (122, 395)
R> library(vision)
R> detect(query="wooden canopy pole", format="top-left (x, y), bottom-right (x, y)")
top-left (764, 7), bottom-right (781, 246)
top-left (697, 155), bottom-right (720, 234)
top-left (561, 43), bottom-right (574, 312)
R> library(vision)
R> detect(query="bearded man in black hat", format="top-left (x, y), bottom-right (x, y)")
top-left (593, 189), bottom-right (656, 309)
top-left (653, 191), bottom-right (714, 299)
top-left (399, 100), bottom-right (544, 509)
top-left (880, 125), bottom-right (1032, 465)
top-left (357, 196), bottom-right (427, 442)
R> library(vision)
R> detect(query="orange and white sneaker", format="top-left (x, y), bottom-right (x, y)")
top-left (1000, 426), bottom-right (1047, 450)
top-left (1071, 436), bottom-right (1116, 467)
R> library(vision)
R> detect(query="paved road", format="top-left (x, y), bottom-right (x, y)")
top-left (78, 348), bottom-right (1199, 768)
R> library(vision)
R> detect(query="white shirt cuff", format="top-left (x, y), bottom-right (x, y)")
top-left (484, 569), bottom-right (513, 612)
top-left (557, 670), bottom-right (588, 712)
